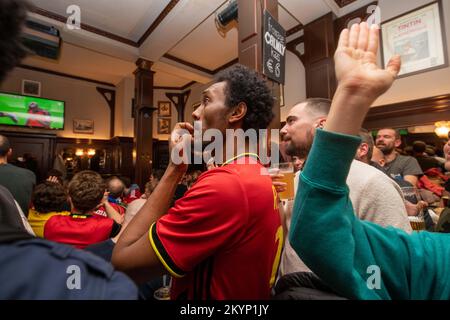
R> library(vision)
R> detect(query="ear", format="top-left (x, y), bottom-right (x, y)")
top-left (228, 102), bottom-right (247, 125)
top-left (315, 118), bottom-right (327, 129)
top-left (394, 138), bottom-right (402, 148)
top-left (358, 143), bottom-right (369, 158)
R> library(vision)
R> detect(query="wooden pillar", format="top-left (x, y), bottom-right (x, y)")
top-left (134, 58), bottom-right (156, 188)
top-left (304, 13), bottom-right (336, 99)
top-left (237, 0), bottom-right (280, 130)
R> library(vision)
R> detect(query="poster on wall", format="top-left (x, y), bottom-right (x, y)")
top-left (381, 0), bottom-right (448, 78)
top-left (263, 10), bottom-right (286, 84)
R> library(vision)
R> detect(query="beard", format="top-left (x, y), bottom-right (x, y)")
top-left (376, 143), bottom-right (394, 155)
top-left (285, 131), bottom-right (314, 159)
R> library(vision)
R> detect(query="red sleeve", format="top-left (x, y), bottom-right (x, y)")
top-left (149, 169), bottom-right (248, 278)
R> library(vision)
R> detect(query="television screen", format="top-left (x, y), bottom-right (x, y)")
top-left (0, 92), bottom-right (64, 129)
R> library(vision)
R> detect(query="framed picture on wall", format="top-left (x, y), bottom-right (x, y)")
top-left (380, 0), bottom-right (448, 78)
top-left (73, 119), bottom-right (94, 134)
top-left (22, 79), bottom-right (41, 97)
top-left (158, 101), bottom-right (171, 117)
top-left (157, 118), bottom-right (171, 134)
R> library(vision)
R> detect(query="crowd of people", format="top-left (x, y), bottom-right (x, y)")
top-left (2, 0), bottom-right (450, 300)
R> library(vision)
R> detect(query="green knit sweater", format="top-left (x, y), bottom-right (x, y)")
top-left (289, 129), bottom-right (450, 300)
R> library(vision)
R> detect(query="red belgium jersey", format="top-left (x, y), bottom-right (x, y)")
top-left (44, 214), bottom-right (117, 249)
top-left (93, 202), bottom-right (125, 218)
top-left (149, 154), bottom-right (282, 300)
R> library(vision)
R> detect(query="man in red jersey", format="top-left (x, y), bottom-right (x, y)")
top-left (25, 102), bottom-right (51, 128)
top-left (44, 171), bottom-right (124, 249)
top-left (113, 64), bottom-right (282, 300)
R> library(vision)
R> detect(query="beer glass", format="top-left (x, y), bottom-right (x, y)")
top-left (270, 162), bottom-right (295, 200)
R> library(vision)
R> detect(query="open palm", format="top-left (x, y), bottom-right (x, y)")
top-left (335, 22), bottom-right (401, 99)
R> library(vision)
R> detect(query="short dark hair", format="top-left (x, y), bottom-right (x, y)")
top-left (301, 98), bottom-right (332, 118)
top-left (413, 141), bottom-right (427, 154)
top-left (32, 181), bottom-right (67, 213)
top-left (68, 171), bottom-right (105, 213)
top-left (215, 64), bottom-right (274, 130)
top-left (0, 0), bottom-right (28, 83)
top-left (359, 129), bottom-right (375, 160)
top-left (378, 128), bottom-right (401, 140)
top-left (0, 135), bottom-right (11, 156)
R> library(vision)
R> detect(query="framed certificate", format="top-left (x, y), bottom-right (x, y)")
top-left (380, 0), bottom-right (448, 78)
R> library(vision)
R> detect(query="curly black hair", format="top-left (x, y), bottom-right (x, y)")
top-left (0, 0), bottom-right (28, 83)
top-left (215, 64), bottom-right (274, 130)
top-left (32, 181), bottom-right (68, 213)
top-left (68, 170), bottom-right (105, 213)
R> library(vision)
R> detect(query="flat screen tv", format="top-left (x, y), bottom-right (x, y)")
top-left (0, 92), bottom-right (64, 129)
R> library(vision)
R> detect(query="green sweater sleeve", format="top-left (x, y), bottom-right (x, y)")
top-left (289, 129), bottom-right (450, 300)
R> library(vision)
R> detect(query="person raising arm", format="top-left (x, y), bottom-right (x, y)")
top-left (290, 22), bottom-right (450, 300)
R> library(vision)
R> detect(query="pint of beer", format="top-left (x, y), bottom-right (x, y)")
top-left (276, 163), bottom-right (295, 200)
top-left (409, 216), bottom-right (426, 232)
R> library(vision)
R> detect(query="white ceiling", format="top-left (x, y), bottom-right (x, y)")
top-left (29, 0), bottom-right (171, 41)
top-left (24, 0), bottom-right (371, 87)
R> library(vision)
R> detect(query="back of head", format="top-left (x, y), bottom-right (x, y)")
top-left (68, 171), bottom-right (105, 213)
top-left (215, 64), bottom-right (274, 130)
top-left (412, 141), bottom-right (427, 154)
top-left (358, 129), bottom-right (375, 160)
top-left (0, 0), bottom-right (28, 83)
top-left (0, 135), bottom-right (11, 157)
top-left (106, 176), bottom-right (125, 198)
top-left (32, 181), bottom-right (67, 213)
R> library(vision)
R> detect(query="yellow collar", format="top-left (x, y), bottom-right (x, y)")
top-left (221, 153), bottom-right (260, 166)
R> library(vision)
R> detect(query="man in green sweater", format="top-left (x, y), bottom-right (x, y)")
top-left (290, 22), bottom-right (450, 300)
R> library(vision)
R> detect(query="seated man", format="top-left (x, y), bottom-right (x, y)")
top-left (94, 176), bottom-right (125, 218)
top-left (375, 128), bottom-right (423, 186)
top-left (44, 171), bottom-right (124, 249)
top-left (105, 176), bottom-right (127, 210)
top-left (290, 22), bottom-right (450, 299)
top-left (28, 181), bottom-right (70, 237)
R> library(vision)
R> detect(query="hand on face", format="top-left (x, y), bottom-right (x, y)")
top-left (335, 22), bottom-right (401, 102)
top-left (169, 122), bottom-right (194, 173)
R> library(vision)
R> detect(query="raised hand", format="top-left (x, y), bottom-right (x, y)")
top-left (335, 22), bottom-right (401, 100)
top-left (325, 22), bottom-right (402, 136)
